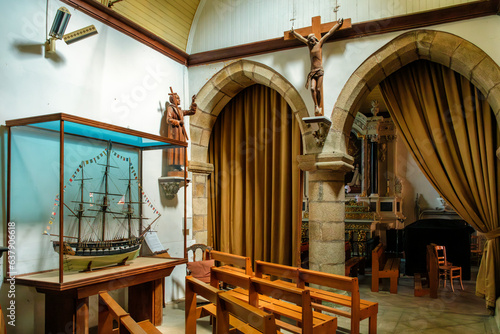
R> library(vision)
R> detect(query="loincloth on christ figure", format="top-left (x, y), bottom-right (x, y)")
top-left (305, 67), bottom-right (324, 89)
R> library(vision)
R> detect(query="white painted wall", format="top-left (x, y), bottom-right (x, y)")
top-left (0, 0), bottom-right (193, 332)
top-left (189, 0), bottom-right (478, 53)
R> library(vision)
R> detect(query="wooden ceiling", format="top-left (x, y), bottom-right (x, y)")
top-left (105, 0), bottom-right (200, 51)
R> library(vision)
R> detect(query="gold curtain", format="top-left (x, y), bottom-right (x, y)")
top-left (208, 84), bottom-right (302, 266)
top-left (380, 60), bottom-right (500, 310)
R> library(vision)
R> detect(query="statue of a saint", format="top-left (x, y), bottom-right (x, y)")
top-left (290, 18), bottom-right (343, 116)
top-left (165, 88), bottom-right (196, 174)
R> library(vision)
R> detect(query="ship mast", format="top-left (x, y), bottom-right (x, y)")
top-left (127, 163), bottom-right (132, 239)
top-left (78, 164), bottom-right (84, 242)
top-left (101, 141), bottom-right (112, 240)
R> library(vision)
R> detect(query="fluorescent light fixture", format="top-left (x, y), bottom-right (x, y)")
top-left (63, 25), bottom-right (98, 45)
top-left (49, 7), bottom-right (71, 40)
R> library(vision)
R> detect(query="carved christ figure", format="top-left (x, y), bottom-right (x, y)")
top-left (290, 18), bottom-right (343, 116)
top-left (165, 88), bottom-right (197, 173)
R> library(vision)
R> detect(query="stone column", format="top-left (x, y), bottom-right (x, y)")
top-left (188, 161), bottom-right (214, 245)
top-left (298, 153), bottom-right (353, 275)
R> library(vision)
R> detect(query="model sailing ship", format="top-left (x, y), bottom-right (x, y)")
top-left (46, 141), bottom-right (160, 271)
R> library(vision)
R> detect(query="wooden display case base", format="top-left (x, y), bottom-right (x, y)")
top-left (15, 257), bottom-right (186, 334)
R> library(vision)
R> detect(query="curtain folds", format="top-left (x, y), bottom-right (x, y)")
top-left (208, 84), bottom-right (301, 266)
top-left (380, 60), bottom-right (500, 310)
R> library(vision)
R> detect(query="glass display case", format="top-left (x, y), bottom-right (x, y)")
top-left (6, 113), bottom-right (188, 285)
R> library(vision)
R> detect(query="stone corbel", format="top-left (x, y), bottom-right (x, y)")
top-left (158, 176), bottom-right (190, 200)
top-left (303, 116), bottom-right (332, 147)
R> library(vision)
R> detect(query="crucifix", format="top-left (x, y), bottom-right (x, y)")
top-left (285, 16), bottom-right (351, 116)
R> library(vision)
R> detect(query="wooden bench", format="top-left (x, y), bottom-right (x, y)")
top-left (414, 244), bottom-right (439, 298)
top-left (255, 260), bottom-right (378, 334)
top-left (206, 249), bottom-right (253, 275)
top-left (185, 276), bottom-right (282, 333)
top-left (98, 292), bottom-right (160, 334)
top-left (210, 267), bottom-right (336, 334)
top-left (371, 243), bottom-right (400, 294)
top-left (345, 241), bottom-right (366, 277)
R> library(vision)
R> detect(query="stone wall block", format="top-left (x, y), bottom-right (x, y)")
top-left (415, 30), bottom-right (437, 60)
top-left (471, 57), bottom-right (500, 99)
top-left (319, 263), bottom-right (344, 276)
top-left (429, 31), bottom-right (461, 68)
top-left (325, 130), bottom-right (348, 154)
top-left (309, 241), bottom-right (344, 266)
top-left (211, 94), bottom-right (233, 118)
top-left (252, 65), bottom-right (274, 87)
top-left (321, 222), bottom-right (345, 242)
top-left (394, 31), bottom-right (419, 67)
top-left (269, 74), bottom-right (291, 97)
top-left (284, 86), bottom-right (307, 114)
top-left (334, 72), bottom-right (369, 113)
top-left (242, 61), bottom-right (256, 80)
top-left (191, 144), bottom-right (208, 163)
top-left (352, 56), bottom-right (386, 92)
top-left (191, 111), bottom-right (218, 131)
top-left (308, 202), bottom-right (344, 222)
top-left (330, 107), bottom-right (349, 133)
top-left (375, 41), bottom-right (403, 78)
top-left (487, 84), bottom-right (500, 118)
top-left (193, 216), bottom-right (204, 231)
top-left (192, 198), bottom-right (208, 215)
top-left (200, 129), bottom-right (211, 147)
top-left (225, 60), bottom-right (254, 87)
top-left (450, 41), bottom-right (487, 80)
top-left (193, 231), bottom-right (207, 245)
top-left (190, 125), bottom-right (203, 146)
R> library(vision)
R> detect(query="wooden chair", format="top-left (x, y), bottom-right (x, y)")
top-left (434, 245), bottom-right (464, 292)
top-left (186, 244), bottom-right (214, 284)
top-left (470, 235), bottom-right (484, 265)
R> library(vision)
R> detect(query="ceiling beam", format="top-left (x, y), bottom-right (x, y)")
top-left (188, 0), bottom-right (499, 67)
top-left (60, 0), bottom-right (189, 65)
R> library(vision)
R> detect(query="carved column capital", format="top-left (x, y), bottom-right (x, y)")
top-left (297, 153), bottom-right (354, 173)
top-left (188, 161), bottom-right (214, 175)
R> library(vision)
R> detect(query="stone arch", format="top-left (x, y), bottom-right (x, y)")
top-left (189, 59), bottom-right (310, 165)
top-left (331, 29), bottom-right (500, 155)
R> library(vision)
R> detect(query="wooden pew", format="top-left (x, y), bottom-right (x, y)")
top-left (415, 244), bottom-right (439, 298)
top-left (371, 243), bottom-right (400, 294)
top-left (210, 267), bottom-right (336, 334)
top-left (255, 260), bottom-right (378, 334)
top-left (217, 292), bottom-right (282, 333)
top-left (345, 241), bottom-right (366, 277)
top-left (207, 249), bottom-right (253, 275)
top-left (98, 292), bottom-right (160, 334)
top-left (186, 276), bottom-right (282, 333)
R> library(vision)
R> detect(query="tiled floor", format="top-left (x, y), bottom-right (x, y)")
top-left (158, 272), bottom-right (499, 333)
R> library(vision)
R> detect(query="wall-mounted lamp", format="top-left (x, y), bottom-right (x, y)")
top-left (46, 7), bottom-right (71, 55)
top-left (45, 7), bottom-right (98, 57)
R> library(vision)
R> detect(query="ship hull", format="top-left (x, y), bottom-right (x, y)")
top-left (53, 239), bottom-right (142, 271)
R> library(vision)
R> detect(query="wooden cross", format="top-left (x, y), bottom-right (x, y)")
top-left (284, 16), bottom-right (351, 41)
top-left (284, 16), bottom-right (351, 116)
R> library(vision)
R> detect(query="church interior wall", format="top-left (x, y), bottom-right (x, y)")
top-left (1, 0), bottom-right (194, 332)
top-left (1, 0), bottom-right (500, 331)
